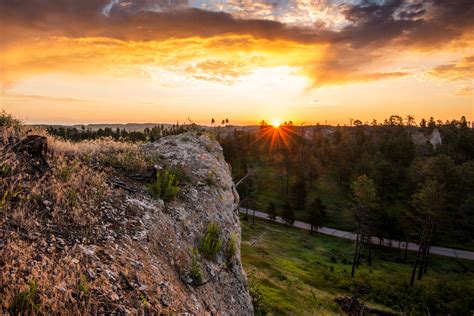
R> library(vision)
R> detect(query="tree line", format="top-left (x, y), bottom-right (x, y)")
top-left (219, 115), bottom-right (474, 285)
top-left (46, 123), bottom-right (195, 142)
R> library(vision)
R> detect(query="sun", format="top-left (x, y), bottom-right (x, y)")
top-left (271, 120), bottom-right (281, 128)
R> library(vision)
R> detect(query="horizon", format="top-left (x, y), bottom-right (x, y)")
top-left (1, 0), bottom-right (473, 125)
top-left (22, 114), bottom-right (474, 127)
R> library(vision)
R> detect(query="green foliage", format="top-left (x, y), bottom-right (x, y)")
top-left (199, 221), bottom-right (223, 260)
top-left (205, 171), bottom-right (217, 186)
top-left (77, 275), bottom-right (89, 297)
top-left (307, 196), bottom-right (326, 231)
top-left (266, 201), bottom-right (277, 220)
top-left (351, 175), bottom-right (378, 210)
top-left (240, 217), bottom-right (474, 315)
top-left (189, 248), bottom-right (203, 285)
top-left (411, 179), bottom-right (446, 221)
top-left (248, 276), bottom-right (268, 316)
top-left (281, 202), bottom-right (295, 225)
top-left (1, 163), bottom-right (11, 178)
top-left (10, 280), bottom-right (40, 315)
top-left (147, 169), bottom-right (180, 202)
top-left (224, 233), bottom-right (238, 267)
top-left (139, 293), bottom-right (148, 305)
top-left (289, 175), bottom-right (307, 210)
top-left (1, 188), bottom-right (21, 209)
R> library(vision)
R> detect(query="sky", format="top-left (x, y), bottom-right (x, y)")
top-left (0, 0), bottom-right (473, 125)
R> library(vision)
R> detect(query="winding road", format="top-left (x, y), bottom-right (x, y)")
top-left (239, 208), bottom-right (474, 261)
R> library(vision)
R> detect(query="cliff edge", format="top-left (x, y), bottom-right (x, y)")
top-left (1, 129), bottom-right (253, 315)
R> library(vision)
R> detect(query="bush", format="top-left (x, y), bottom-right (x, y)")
top-left (9, 280), bottom-right (40, 315)
top-left (77, 275), bottom-right (89, 298)
top-left (205, 171), bottom-right (217, 186)
top-left (199, 221), bottom-right (223, 260)
top-left (0, 110), bottom-right (21, 128)
top-left (147, 169), bottom-right (180, 202)
top-left (189, 248), bottom-right (203, 285)
top-left (225, 233), bottom-right (238, 267)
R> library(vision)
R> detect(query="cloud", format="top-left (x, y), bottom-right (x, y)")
top-left (428, 55), bottom-right (474, 81)
top-left (456, 85), bottom-right (472, 96)
top-left (1, 0), bottom-right (473, 87)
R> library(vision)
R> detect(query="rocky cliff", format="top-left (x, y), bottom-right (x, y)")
top-left (1, 129), bottom-right (253, 315)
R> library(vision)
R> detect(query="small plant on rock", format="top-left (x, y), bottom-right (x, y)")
top-left (224, 233), bottom-right (238, 268)
top-left (205, 171), bottom-right (217, 186)
top-left (147, 169), bottom-right (180, 202)
top-left (189, 248), bottom-right (203, 285)
top-left (199, 221), bottom-right (223, 260)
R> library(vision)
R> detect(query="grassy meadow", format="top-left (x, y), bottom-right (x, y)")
top-left (240, 216), bottom-right (474, 315)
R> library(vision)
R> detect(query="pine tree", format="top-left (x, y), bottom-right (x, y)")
top-left (307, 197), bottom-right (326, 233)
top-left (267, 201), bottom-right (277, 220)
top-left (281, 202), bottom-right (295, 225)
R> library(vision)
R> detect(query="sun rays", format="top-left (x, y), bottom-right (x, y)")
top-left (247, 121), bottom-right (301, 154)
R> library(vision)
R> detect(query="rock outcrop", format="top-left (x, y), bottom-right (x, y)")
top-left (411, 128), bottom-right (442, 147)
top-left (1, 132), bottom-right (253, 315)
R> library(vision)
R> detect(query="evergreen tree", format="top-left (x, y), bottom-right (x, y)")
top-left (307, 197), bottom-right (326, 233)
top-left (267, 201), bottom-right (277, 220)
top-left (281, 202), bottom-right (295, 226)
top-left (290, 175), bottom-right (307, 210)
top-left (350, 175), bottom-right (378, 276)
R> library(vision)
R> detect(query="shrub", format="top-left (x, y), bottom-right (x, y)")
top-left (9, 280), bottom-right (40, 315)
top-left (205, 171), bottom-right (217, 186)
top-left (0, 110), bottom-right (21, 128)
top-left (77, 275), bottom-right (89, 297)
top-left (147, 169), bottom-right (180, 202)
top-left (199, 221), bottom-right (223, 260)
top-left (224, 233), bottom-right (238, 267)
top-left (189, 248), bottom-right (203, 285)
top-left (1, 163), bottom-right (11, 177)
top-left (249, 277), bottom-right (268, 316)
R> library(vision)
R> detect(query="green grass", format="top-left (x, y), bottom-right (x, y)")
top-left (248, 170), bottom-right (354, 231)
top-left (240, 216), bottom-right (474, 315)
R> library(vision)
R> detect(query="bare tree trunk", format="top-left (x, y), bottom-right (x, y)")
top-left (368, 238), bottom-right (372, 266)
top-left (418, 220), bottom-right (433, 280)
top-left (411, 225), bottom-right (427, 286)
top-left (351, 230), bottom-right (360, 277)
top-left (403, 233), bottom-right (409, 264)
top-left (356, 235), bottom-right (363, 268)
top-left (410, 245), bottom-right (421, 286)
top-left (423, 223), bottom-right (433, 275)
top-left (417, 240), bottom-right (426, 281)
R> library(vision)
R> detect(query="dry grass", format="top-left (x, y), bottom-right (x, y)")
top-left (0, 116), bottom-right (168, 314)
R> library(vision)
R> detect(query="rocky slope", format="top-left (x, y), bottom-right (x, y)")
top-left (1, 129), bottom-right (253, 315)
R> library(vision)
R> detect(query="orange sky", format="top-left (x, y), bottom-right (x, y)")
top-left (1, 0), bottom-right (473, 125)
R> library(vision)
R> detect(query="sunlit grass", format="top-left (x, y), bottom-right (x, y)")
top-left (240, 216), bottom-right (474, 315)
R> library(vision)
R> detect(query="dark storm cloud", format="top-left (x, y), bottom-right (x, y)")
top-left (1, 0), bottom-right (473, 86)
top-left (1, 0), bottom-right (472, 47)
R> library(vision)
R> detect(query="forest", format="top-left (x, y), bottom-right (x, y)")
top-left (47, 115), bottom-right (474, 254)
top-left (219, 116), bottom-right (474, 256)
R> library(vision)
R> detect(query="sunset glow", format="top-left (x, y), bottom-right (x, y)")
top-left (1, 1), bottom-right (473, 124)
